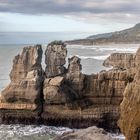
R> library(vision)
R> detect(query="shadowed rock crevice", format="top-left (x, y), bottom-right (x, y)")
top-left (42, 42), bottom-right (133, 131)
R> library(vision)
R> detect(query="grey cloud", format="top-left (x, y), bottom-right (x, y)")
top-left (0, 0), bottom-right (140, 24)
top-left (0, 0), bottom-right (139, 14)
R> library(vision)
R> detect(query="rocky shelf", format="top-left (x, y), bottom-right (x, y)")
top-left (0, 41), bottom-right (140, 140)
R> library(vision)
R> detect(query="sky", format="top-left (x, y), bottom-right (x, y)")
top-left (0, 0), bottom-right (140, 34)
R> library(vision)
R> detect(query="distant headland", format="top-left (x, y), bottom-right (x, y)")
top-left (66, 23), bottom-right (140, 45)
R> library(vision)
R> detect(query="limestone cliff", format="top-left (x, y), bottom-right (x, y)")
top-left (0, 45), bottom-right (44, 124)
top-left (45, 41), bottom-right (67, 78)
top-left (42, 42), bottom-right (131, 131)
top-left (65, 56), bottom-right (85, 97)
top-left (119, 48), bottom-right (140, 140)
top-left (103, 53), bottom-right (135, 69)
top-left (0, 41), bottom-right (137, 133)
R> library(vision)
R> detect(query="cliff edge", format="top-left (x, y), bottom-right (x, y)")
top-left (118, 48), bottom-right (140, 140)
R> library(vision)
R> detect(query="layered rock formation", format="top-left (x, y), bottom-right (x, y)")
top-left (103, 53), bottom-right (135, 69)
top-left (45, 41), bottom-right (67, 78)
top-left (0, 41), bottom-right (139, 138)
top-left (119, 48), bottom-right (140, 140)
top-left (84, 69), bottom-right (128, 103)
top-left (0, 45), bottom-right (44, 123)
top-left (42, 42), bottom-right (132, 131)
top-left (0, 45), bottom-right (44, 105)
top-left (66, 56), bottom-right (85, 97)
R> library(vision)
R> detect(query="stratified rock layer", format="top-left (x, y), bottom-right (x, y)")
top-left (45, 41), bottom-right (67, 78)
top-left (42, 46), bottom-right (130, 130)
top-left (66, 56), bottom-right (85, 97)
top-left (0, 41), bottom-right (139, 137)
top-left (43, 76), bottom-right (67, 104)
top-left (119, 48), bottom-right (140, 140)
top-left (103, 53), bottom-right (135, 69)
top-left (0, 45), bottom-right (44, 123)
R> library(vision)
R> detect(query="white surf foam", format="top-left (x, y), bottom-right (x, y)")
top-left (68, 44), bottom-right (139, 53)
top-left (69, 54), bottom-right (110, 60)
top-left (0, 124), bottom-right (73, 139)
top-left (110, 133), bottom-right (125, 140)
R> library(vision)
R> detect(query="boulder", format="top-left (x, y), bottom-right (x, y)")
top-left (43, 76), bottom-right (67, 104)
top-left (55, 126), bottom-right (114, 140)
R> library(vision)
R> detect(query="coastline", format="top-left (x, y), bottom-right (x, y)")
top-left (0, 42), bottom-right (139, 140)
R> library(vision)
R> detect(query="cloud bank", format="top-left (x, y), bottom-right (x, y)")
top-left (0, 0), bottom-right (139, 23)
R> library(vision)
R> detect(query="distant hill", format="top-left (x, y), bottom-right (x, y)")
top-left (66, 23), bottom-right (140, 45)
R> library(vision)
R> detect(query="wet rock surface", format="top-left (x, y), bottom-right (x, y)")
top-left (55, 126), bottom-right (114, 140)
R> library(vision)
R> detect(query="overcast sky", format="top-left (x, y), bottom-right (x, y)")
top-left (0, 0), bottom-right (140, 33)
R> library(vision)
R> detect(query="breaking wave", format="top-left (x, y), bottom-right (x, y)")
top-left (0, 124), bottom-right (73, 140)
top-left (69, 54), bottom-right (110, 60)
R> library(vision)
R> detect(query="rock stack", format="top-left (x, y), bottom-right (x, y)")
top-left (0, 41), bottom-right (139, 137)
top-left (45, 41), bottom-right (67, 78)
top-left (0, 45), bottom-right (44, 123)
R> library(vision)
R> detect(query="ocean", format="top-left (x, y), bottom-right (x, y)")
top-left (0, 32), bottom-right (139, 140)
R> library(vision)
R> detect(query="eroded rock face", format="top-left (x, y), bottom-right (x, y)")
top-left (42, 53), bottom-right (129, 130)
top-left (83, 69), bottom-right (128, 105)
top-left (66, 56), bottom-right (85, 96)
top-left (45, 41), bottom-right (67, 78)
top-left (0, 41), bottom-right (138, 134)
top-left (103, 53), bottom-right (135, 69)
top-left (119, 48), bottom-right (140, 140)
top-left (0, 45), bottom-right (44, 110)
top-left (10, 45), bottom-right (43, 81)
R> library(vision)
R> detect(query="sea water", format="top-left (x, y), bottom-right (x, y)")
top-left (0, 32), bottom-right (139, 140)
